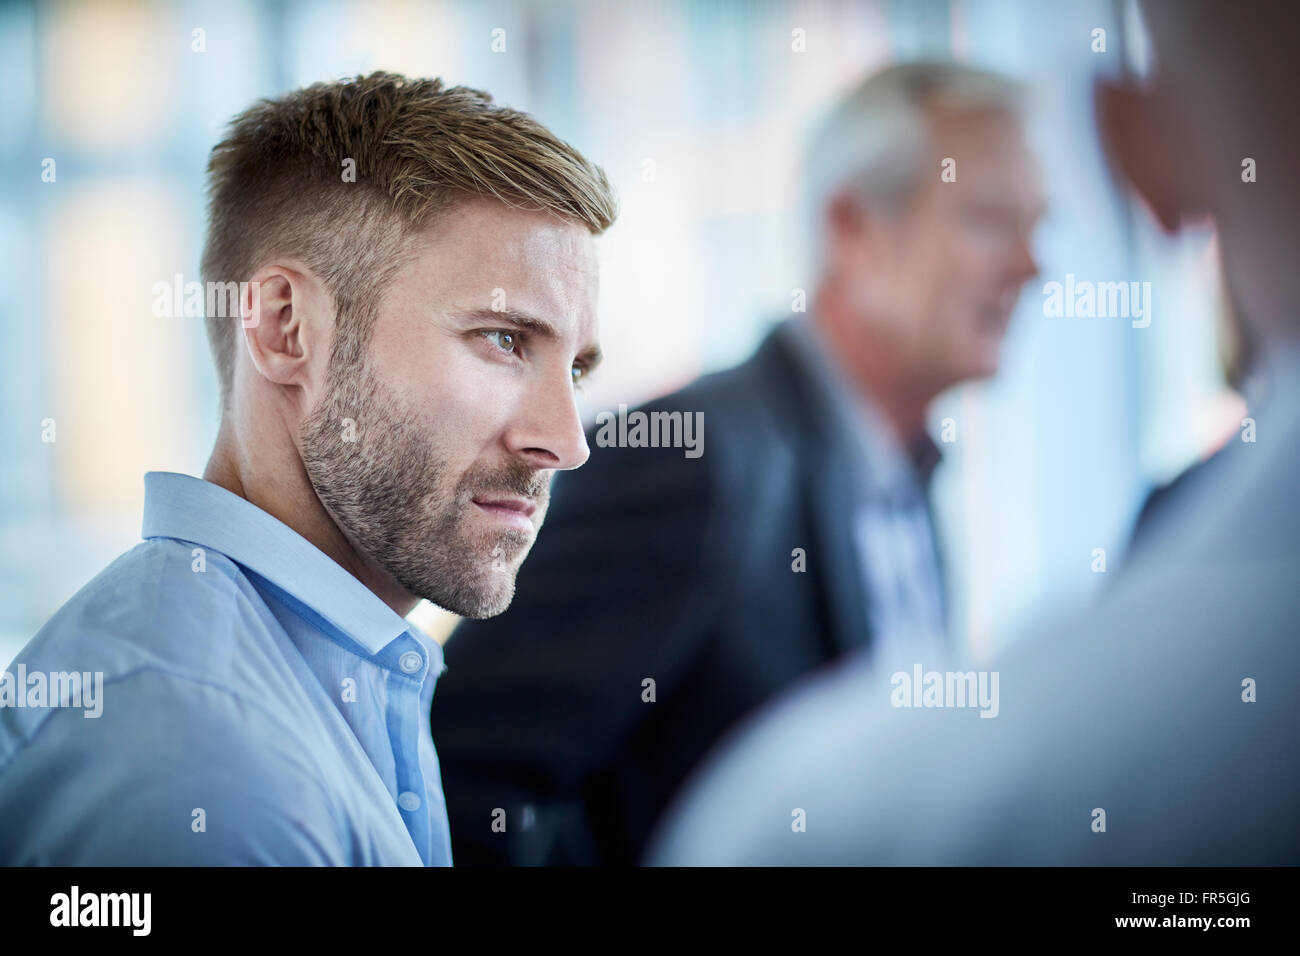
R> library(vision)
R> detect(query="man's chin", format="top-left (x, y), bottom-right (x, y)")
top-left (394, 526), bottom-right (534, 618)
top-left (451, 585), bottom-right (516, 620)
top-left (960, 340), bottom-right (1006, 381)
top-left (421, 565), bottom-right (520, 619)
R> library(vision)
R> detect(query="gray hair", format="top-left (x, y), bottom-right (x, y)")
top-left (803, 61), bottom-right (1028, 270)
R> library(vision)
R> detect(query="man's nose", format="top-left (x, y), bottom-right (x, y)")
top-left (1010, 228), bottom-right (1040, 283)
top-left (506, 372), bottom-right (590, 472)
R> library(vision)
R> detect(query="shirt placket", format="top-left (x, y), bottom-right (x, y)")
top-left (385, 634), bottom-right (432, 864)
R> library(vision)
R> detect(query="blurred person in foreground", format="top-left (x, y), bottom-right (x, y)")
top-left (431, 62), bottom-right (1045, 865)
top-left (1125, 295), bottom-right (1260, 561)
top-left (0, 73), bottom-right (616, 864)
top-left (648, 0), bottom-right (1300, 866)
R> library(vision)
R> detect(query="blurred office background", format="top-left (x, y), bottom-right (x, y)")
top-left (0, 0), bottom-right (1238, 667)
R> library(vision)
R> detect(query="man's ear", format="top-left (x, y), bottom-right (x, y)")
top-left (1095, 78), bottom-right (1206, 234)
top-left (825, 190), bottom-right (882, 273)
top-left (239, 264), bottom-right (331, 395)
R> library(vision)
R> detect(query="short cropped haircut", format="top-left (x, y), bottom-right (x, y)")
top-left (200, 71), bottom-right (618, 407)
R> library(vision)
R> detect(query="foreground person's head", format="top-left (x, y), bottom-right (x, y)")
top-left (201, 73), bottom-right (617, 618)
top-left (1097, 0), bottom-right (1300, 353)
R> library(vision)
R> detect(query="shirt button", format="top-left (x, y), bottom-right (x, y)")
top-left (399, 651), bottom-right (424, 674)
top-left (397, 791), bottom-right (422, 812)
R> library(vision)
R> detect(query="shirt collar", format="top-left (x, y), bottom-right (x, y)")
top-left (141, 471), bottom-right (414, 656)
top-left (785, 315), bottom-right (942, 498)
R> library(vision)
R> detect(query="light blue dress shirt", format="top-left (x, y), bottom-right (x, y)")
top-left (0, 471), bottom-right (452, 865)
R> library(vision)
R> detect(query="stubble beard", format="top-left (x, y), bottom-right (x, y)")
top-left (300, 358), bottom-right (547, 619)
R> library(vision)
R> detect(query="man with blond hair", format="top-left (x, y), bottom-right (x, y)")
top-left (0, 73), bottom-right (616, 865)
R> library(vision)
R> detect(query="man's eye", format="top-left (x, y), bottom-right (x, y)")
top-left (483, 330), bottom-right (517, 353)
top-left (571, 365), bottom-right (584, 385)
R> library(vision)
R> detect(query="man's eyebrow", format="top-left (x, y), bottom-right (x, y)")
top-left (457, 306), bottom-right (557, 338)
top-left (455, 307), bottom-right (602, 371)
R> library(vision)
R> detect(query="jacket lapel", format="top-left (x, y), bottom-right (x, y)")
top-left (749, 323), bottom-right (873, 659)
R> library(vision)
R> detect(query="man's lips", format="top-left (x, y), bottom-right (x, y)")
top-left (978, 290), bottom-right (1020, 332)
top-left (471, 496), bottom-right (537, 531)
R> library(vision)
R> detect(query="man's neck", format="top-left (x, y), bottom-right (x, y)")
top-left (809, 303), bottom-right (933, 445)
top-left (203, 416), bottom-right (420, 618)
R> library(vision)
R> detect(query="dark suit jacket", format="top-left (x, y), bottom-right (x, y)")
top-left (429, 321), bottom-right (890, 865)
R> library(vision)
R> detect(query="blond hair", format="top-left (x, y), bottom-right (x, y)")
top-left (200, 71), bottom-right (618, 405)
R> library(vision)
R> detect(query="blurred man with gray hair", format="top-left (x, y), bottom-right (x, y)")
top-left (430, 61), bottom-right (1046, 866)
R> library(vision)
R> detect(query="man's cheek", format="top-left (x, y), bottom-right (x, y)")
top-left (437, 386), bottom-right (501, 442)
